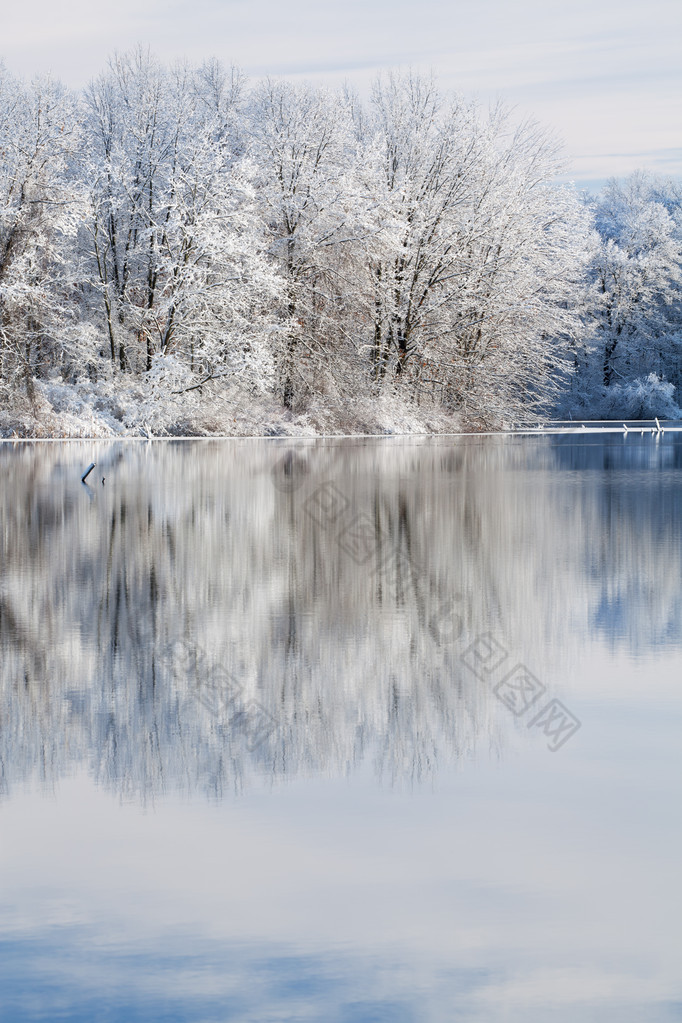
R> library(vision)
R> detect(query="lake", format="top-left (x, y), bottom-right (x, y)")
top-left (0, 435), bottom-right (680, 1022)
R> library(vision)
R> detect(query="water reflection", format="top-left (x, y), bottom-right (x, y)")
top-left (2, 436), bottom-right (681, 1023)
top-left (1, 434), bottom-right (681, 800)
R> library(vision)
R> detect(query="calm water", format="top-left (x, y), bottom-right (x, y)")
top-left (0, 436), bottom-right (680, 1022)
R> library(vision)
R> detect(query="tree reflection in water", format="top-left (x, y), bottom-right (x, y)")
top-left (1, 434), bottom-right (681, 801)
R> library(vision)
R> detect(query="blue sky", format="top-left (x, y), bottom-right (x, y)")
top-left (3, 0), bottom-right (681, 187)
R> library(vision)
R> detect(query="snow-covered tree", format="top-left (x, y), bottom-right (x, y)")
top-left (7, 54), bottom-right (675, 434)
top-left (591, 172), bottom-right (682, 388)
top-left (247, 79), bottom-right (358, 407)
top-left (349, 74), bottom-right (592, 423)
top-left (83, 48), bottom-right (188, 371)
top-left (559, 172), bottom-right (682, 419)
top-left (82, 50), bottom-right (281, 399)
top-left (0, 67), bottom-right (82, 399)
top-left (446, 110), bottom-right (593, 423)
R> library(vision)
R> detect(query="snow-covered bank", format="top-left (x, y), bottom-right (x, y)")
top-left (0, 376), bottom-right (468, 439)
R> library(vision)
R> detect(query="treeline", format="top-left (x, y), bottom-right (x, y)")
top-left (0, 50), bottom-right (681, 434)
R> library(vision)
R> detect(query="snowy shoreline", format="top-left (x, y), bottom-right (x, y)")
top-left (2, 373), bottom-right (679, 440)
top-left (0, 375), bottom-right (479, 440)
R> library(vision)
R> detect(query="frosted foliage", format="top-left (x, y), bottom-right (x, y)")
top-left (562, 171), bottom-right (682, 418)
top-left (0, 57), bottom-right (680, 434)
top-left (591, 374), bottom-right (681, 419)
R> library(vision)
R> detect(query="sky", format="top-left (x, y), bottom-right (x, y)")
top-left (2, 0), bottom-right (681, 190)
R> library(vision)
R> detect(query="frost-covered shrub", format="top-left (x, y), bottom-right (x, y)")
top-left (121, 355), bottom-right (197, 434)
top-left (597, 374), bottom-right (681, 420)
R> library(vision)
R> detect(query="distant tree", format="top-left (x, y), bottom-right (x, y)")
top-left (590, 172), bottom-right (682, 389)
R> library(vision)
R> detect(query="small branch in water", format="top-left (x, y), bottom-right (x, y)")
top-left (81, 462), bottom-right (96, 484)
